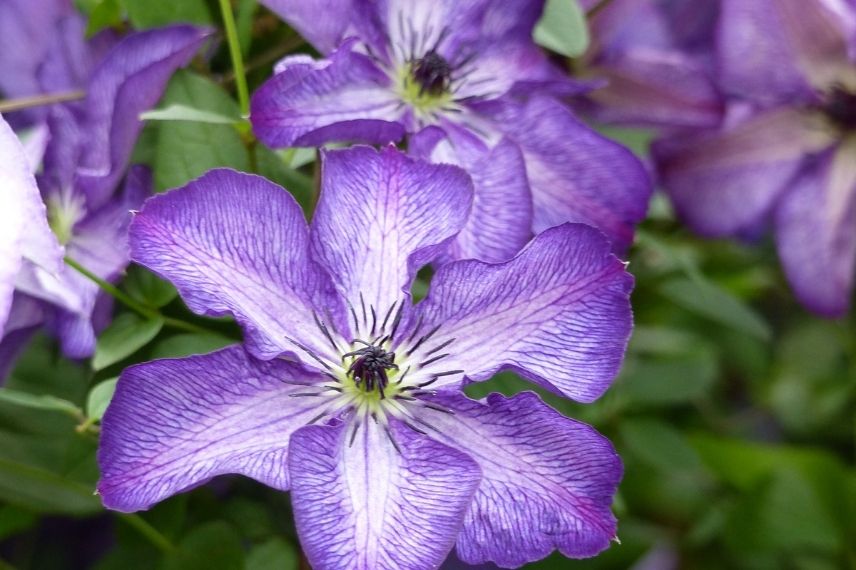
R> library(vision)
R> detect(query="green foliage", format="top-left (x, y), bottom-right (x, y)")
top-left (534, 0), bottom-right (589, 57)
top-left (93, 313), bottom-right (165, 371)
top-left (121, 0), bottom-right (213, 28)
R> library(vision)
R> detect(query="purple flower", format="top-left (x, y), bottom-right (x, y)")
top-left (0, 19), bottom-right (211, 373)
top-left (98, 146), bottom-right (633, 567)
top-left (577, 0), bottom-right (724, 128)
top-left (654, 0), bottom-right (856, 316)
top-left (250, 0), bottom-right (651, 259)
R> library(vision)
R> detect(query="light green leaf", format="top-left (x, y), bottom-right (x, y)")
top-left (121, 0), bottom-right (213, 28)
top-left (0, 389), bottom-right (81, 417)
top-left (93, 313), bottom-right (164, 371)
top-left (123, 265), bottom-right (178, 308)
top-left (659, 277), bottom-right (771, 341)
top-left (0, 456), bottom-right (100, 515)
top-left (85, 0), bottom-right (122, 36)
top-left (141, 104), bottom-right (242, 125)
top-left (154, 71), bottom-right (250, 192)
top-left (534, 0), bottom-right (589, 57)
top-left (246, 538), bottom-right (299, 570)
top-left (150, 332), bottom-right (234, 359)
top-left (86, 378), bottom-right (119, 421)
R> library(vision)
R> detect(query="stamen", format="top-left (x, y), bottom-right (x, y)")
top-left (433, 369), bottom-right (464, 378)
top-left (346, 300), bottom-right (361, 335)
top-left (384, 426), bottom-right (402, 454)
top-left (419, 353), bottom-right (449, 368)
top-left (349, 420), bottom-right (361, 447)
top-left (286, 336), bottom-right (334, 372)
top-left (381, 301), bottom-right (397, 332)
top-left (359, 292), bottom-right (368, 327)
top-left (313, 311), bottom-right (340, 352)
top-left (407, 324), bottom-right (442, 354)
top-left (289, 392), bottom-right (323, 398)
top-left (370, 305), bottom-right (378, 336)
top-left (421, 402), bottom-right (455, 415)
top-left (394, 365), bottom-right (411, 386)
top-left (424, 337), bottom-right (455, 356)
top-left (389, 302), bottom-right (406, 340)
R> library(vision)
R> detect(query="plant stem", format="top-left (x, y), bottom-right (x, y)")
top-left (218, 0), bottom-right (250, 116)
top-left (64, 257), bottom-right (157, 319)
top-left (119, 514), bottom-right (176, 554)
top-left (0, 90), bottom-right (85, 113)
top-left (64, 257), bottom-right (211, 335)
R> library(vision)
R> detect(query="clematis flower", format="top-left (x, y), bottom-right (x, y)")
top-left (250, 0), bottom-right (651, 260)
top-left (98, 146), bottom-right (634, 568)
top-left (654, 0), bottom-right (856, 316)
top-left (0, 14), bottom-right (211, 376)
top-left (576, 0), bottom-right (724, 129)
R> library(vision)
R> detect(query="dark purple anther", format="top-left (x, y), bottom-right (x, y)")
top-left (412, 50), bottom-right (452, 96)
top-left (344, 342), bottom-right (399, 394)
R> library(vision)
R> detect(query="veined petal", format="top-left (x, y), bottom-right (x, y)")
top-left (129, 169), bottom-right (344, 361)
top-left (76, 25), bottom-right (212, 208)
top-left (656, 107), bottom-right (838, 237)
top-left (288, 420), bottom-right (481, 570)
top-left (0, 294), bottom-right (44, 382)
top-left (775, 138), bottom-right (856, 317)
top-left (251, 41), bottom-right (406, 148)
top-left (410, 125), bottom-right (532, 263)
top-left (258, 0), bottom-right (355, 54)
top-left (311, 146), bottom-right (473, 319)
top-left (491, 96), bottom-right (651, 252)
top-left (405, 224), bottom-right (633, 403)
top-left (98, 346), bottom-right (326, 512)
top-left (0, 115), bottom-right (65, 329)
top-left (423, 392), bottom-right (622, 566)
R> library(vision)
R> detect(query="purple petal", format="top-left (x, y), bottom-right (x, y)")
top-left (655, 108), bottom-right (838, 237)
top-left (0, 294), bottom-right (45, 382)
top-left (491, 96), bottom-right (651, 251)
top-left (129, 168), bottom-right (343, 361)
top-left (36, 13), bottom-right (93, 95)
top-left (288, 420), bottom-right (481, 570)
top-left (98, 345), bottom-right (326, 512)
top-left (583, 51), bottom-right (723, 129)
top-left (421, 391), bottom-right (622, 565)
top-left (775, 140), bottom-right (856, 317)
top-left (405, 224), bottom-right (633, 403)
top-left (410, 125), bottom-right (532, 263)
top-left (257, 0), bottom-right (355, 54)
top-left (311, 145), bottom-right (473, 316)
top-left (0, 115), bottom-right (65, 329)
top-left (717, 0), bottom-right (853, 102)
top-left (76, 25), bottom-right (212, 208)
top-left (251, 40), bottom-right (406, 148)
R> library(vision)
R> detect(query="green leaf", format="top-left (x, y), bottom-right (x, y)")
top-left (141, 104), bottom-right (242, 125)
top-left (149, 332), bottom-right (234, 359)
top-left (659, 276), bottom-right (772, 341)
top-left (620, 418), bottom-right (702, 472)
top-left (0, 505), bottom-right (37, 540)
top-left (154, 71), bottom-right (250, 192)
top-left (618, 350), bottom-right (717, 407)
top-left (0, 456), bottom-right (100, 514)
top-left (123, 265), bottom-right (178, 308)
top-left (534, 0), bottom-right (589, 57)
top-left (121, 0), bottom-right (213, 28)
top-left (93, 313), bottom-right (164, 371)
top-left (0, 389), bottom-right (81, 417)
top-left (246, 538), bottom-right (299, 570)
top-left (86, 378), bottom-right (119, 421)
top-left (86, 0), bottom-right (122, 36)
top-left (255, 145), bottom-right (315, 214)
top-left (165, 522), bottom-right (244, 570)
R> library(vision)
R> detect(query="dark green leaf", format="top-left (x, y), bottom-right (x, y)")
top-left (85, 0), bottom-right (122, 36)
top-left (123, 265), bottom-right (178, 308)
top-left (121, 0), bottom-right (213, 28)
top-left (93, 313), bottom-right (164, 371)
top-left (154, 71), bottom-right (250, 192)
top-left (0, 389), bottom-right (81, 417)
top-left (165, 521), bottom-right (244, 570)
top-left (149, 332), bottom-right (234, 359)
top-left (620, 418), bottom-right (702, 472)
top-left (246, 538), bottom-right (299, 570)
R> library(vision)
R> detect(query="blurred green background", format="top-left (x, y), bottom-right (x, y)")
top-left (1, 0), bottom-right (854, 569)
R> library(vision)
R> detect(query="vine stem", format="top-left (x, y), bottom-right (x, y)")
top-left (0, 90), bottom-right (85, 113)
top-left (64, 257), bottom-right (209, 335)
top-left (218, 0), bottom-right (250, 116)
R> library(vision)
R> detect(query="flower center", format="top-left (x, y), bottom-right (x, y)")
top-left (344, 341), bottom-right (399, 397)
top-left (46, 191), bottom-right (85, 245)
top-left (399, 51), bottom-right (453, 113)
top-left (822, 84), bottom-right (856, 130)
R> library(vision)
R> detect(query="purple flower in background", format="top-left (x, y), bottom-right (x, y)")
top-left (654, 0), bottom-right (856, 316)
top-left (577, 0), bottom-right (724, 128)
top-left (250, 0), bottom-right (651, 260)
top-left (0, 8), bottom-right (211, 375)
top-left (98, 146), bottom-right (633, 568)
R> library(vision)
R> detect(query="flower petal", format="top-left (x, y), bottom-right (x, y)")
top-left (311, 145), bottom-right (473, 320)
top-left (405, 224), bottom-right (633, 403)
top-left (655, 107), bottom-right (837, 237)
top-left (98, 345), bottom-right (326, 512)
top-left (130, 168), bottom-right (343, 361)
top-left (76, 25), bottom-right (212, 208)
top-left (493, 96), bottom-right (651, 251)
top-left (0, 294), bottom-right (44, 382)
top-left (422, 391), bottom-right (622, 566)
top-left (0, 115), bottom-right (65, 329)
top-left (251, 41), bottom-right (406, 148)
top-left (775, 138), bottom-right (856, 317)
top-left (288, 419), bottom-right (481, 570)
top-left (257, 0), bottom-right (354, 54)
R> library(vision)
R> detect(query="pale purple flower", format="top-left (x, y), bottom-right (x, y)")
top-left (577, 0), bottom-right (724, 128)
top-left (250, 0), bottom-right (651, 260)
top-left (98, 146), bottom-right (634, 568)
top-left (654, 0), bottom-right (856, 316)
top-left (0, 12), bottom-right (211, 374)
